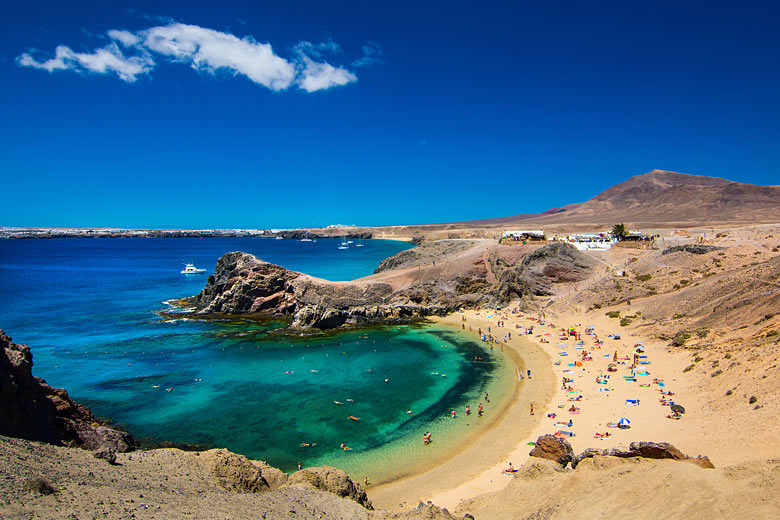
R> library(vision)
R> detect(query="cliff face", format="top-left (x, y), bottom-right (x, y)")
top-left (0, 331), bottom-right (134, 452)
top-left (193, 243), bottom-right (596, 330)
top-left (193, 252), bottom-right (451, 329)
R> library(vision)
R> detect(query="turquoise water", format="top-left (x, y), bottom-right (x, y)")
top-left (0, 238), bottom-right (505, 477)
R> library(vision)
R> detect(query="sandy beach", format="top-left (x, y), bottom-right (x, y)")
top-left (369, 304), bottom-right (700, 512)
top-left (368, 312), bottom-right (556, 510)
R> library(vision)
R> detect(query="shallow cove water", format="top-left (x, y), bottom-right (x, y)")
top-left (0, 237), bottom-right (510, 480)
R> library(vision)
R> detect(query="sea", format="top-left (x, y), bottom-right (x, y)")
top-left (0, 237), bottom-right (511, 481)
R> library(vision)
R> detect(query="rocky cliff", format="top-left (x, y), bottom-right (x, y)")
top-left (192, 242), bottom-right (595, 330)
top-left (193, 251), bottom-right (451, 329)
top-left (0, 330), bottom-right (134, 453)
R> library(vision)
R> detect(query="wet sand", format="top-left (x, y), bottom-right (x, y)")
top-left (367, 312), bottom-right (555, 510)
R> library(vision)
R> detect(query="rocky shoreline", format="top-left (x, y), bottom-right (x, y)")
top-left (187, 241), bottom-right (597, 331)
top-left (0, 331), bottom-right (133, 454)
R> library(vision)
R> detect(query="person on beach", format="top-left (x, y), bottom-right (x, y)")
top-left (298, 461), bottom-right (302, 470)
top-left (364, 476), bottom-right (370, 487)
top-left (530, 403), bottom-right (534, 415)
top-left (478, 403), bottom-right (484, 416)
top-left (423, 431), bottom-right (432, 445)
top-left (450, 409), bottom-right (457, 419)
top-left (465, 405), bottom-right (471, 415)
top-left (503, 462), bottom-right (516, 474)
top-left (527, 369), bottom-right (532, 379)
top-left (484, 392), bottom-right (490, 402)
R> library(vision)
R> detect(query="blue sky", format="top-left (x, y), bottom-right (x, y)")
top-left (2, 1), bottom-right (779, 229)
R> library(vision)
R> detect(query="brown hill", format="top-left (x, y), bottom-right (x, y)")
top-left (513, 169), bottom-right (780, 226)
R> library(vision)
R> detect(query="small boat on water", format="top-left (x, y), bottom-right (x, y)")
top-left (300, 238), bottom-right (313, 242)
top-left (181, 263), bottom-right (207, 274)
top-left (338, 236), bottom-right (349, 250)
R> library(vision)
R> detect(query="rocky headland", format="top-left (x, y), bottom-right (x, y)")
top-left (0, 330), bottom-right (133, 454)
top-left (189, 241), bottom-right (597, 331)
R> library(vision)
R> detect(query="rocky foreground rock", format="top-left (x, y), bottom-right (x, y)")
top-left (528, 434), bottom-right (714, 469)
top-left (192, 242), bottom-right (596, 330)
top-left (0, 330), bottom-right (134, 453)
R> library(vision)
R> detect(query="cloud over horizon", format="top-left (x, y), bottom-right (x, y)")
top-left (17, 22), bottom-right (364, 93)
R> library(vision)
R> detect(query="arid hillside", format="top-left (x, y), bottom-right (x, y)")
top-left (298, 170), bottom-right (780, 241)
top-left (519, 169), bottom-right (780, 226)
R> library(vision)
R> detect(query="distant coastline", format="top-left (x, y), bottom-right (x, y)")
top-left (0, 227), bottom-right (374, 240)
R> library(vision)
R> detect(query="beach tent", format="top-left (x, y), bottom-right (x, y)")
top-left (617, 417), bottom-right (631, 428)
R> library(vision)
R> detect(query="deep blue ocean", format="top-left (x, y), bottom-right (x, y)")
top-left (0, 237), bottom-right (505, 479)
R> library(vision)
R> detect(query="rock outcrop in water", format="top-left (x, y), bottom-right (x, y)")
top-left (0, 330), bottom-right (134, 453)
top-left (193, 252), bottom-right (447, 329)
top-left (192, 242), bottom-right (596, 330)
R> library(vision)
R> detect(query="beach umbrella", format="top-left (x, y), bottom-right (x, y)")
top-left (617, 417), bottom-right (631, 428)
top-left (671, 404), bottom-right (685, 414)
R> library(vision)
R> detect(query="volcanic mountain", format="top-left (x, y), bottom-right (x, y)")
top-left (496, 169), bottom-right (780, 227)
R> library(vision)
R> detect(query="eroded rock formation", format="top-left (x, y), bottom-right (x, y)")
top-left (571, 441), bottom-right (714, 469)
top-left (528, 435), bottom-right (714, 470)
top-left (0, 330), bottom-right (134, 452)
top-left (528, 434), bottom-right (575, 467)
top-left (192, 242), bottom-right (596, 331)
top-left (286, 465), bottom-right (372, 509)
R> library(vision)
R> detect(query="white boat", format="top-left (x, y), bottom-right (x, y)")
top-left (338, 236), bottom-right (349, 250)
top-left (355, 238), bottom-right (364, 247)
top-left (181, 263), bottom-right (207, 274)
top-left (275, 236), bottom-right (284, 240)
top-left (300, 238), bottom-right (313, 242)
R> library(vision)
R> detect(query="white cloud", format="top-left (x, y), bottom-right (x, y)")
top-left (17, 22), bottom-right (362, 93)
top-left (108, 29), bottom-right (140, 47)
top-left (297, 56), bottom-right (357, 93)
top-left (141, 23), bottom-right (296, 91)
top-left (17, 43), bottom-right (153, 82)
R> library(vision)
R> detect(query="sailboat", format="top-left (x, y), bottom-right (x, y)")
top-left (355, 237), bottom-right (364, 247)
top-left (337, 236), bottom-right (349, 250)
